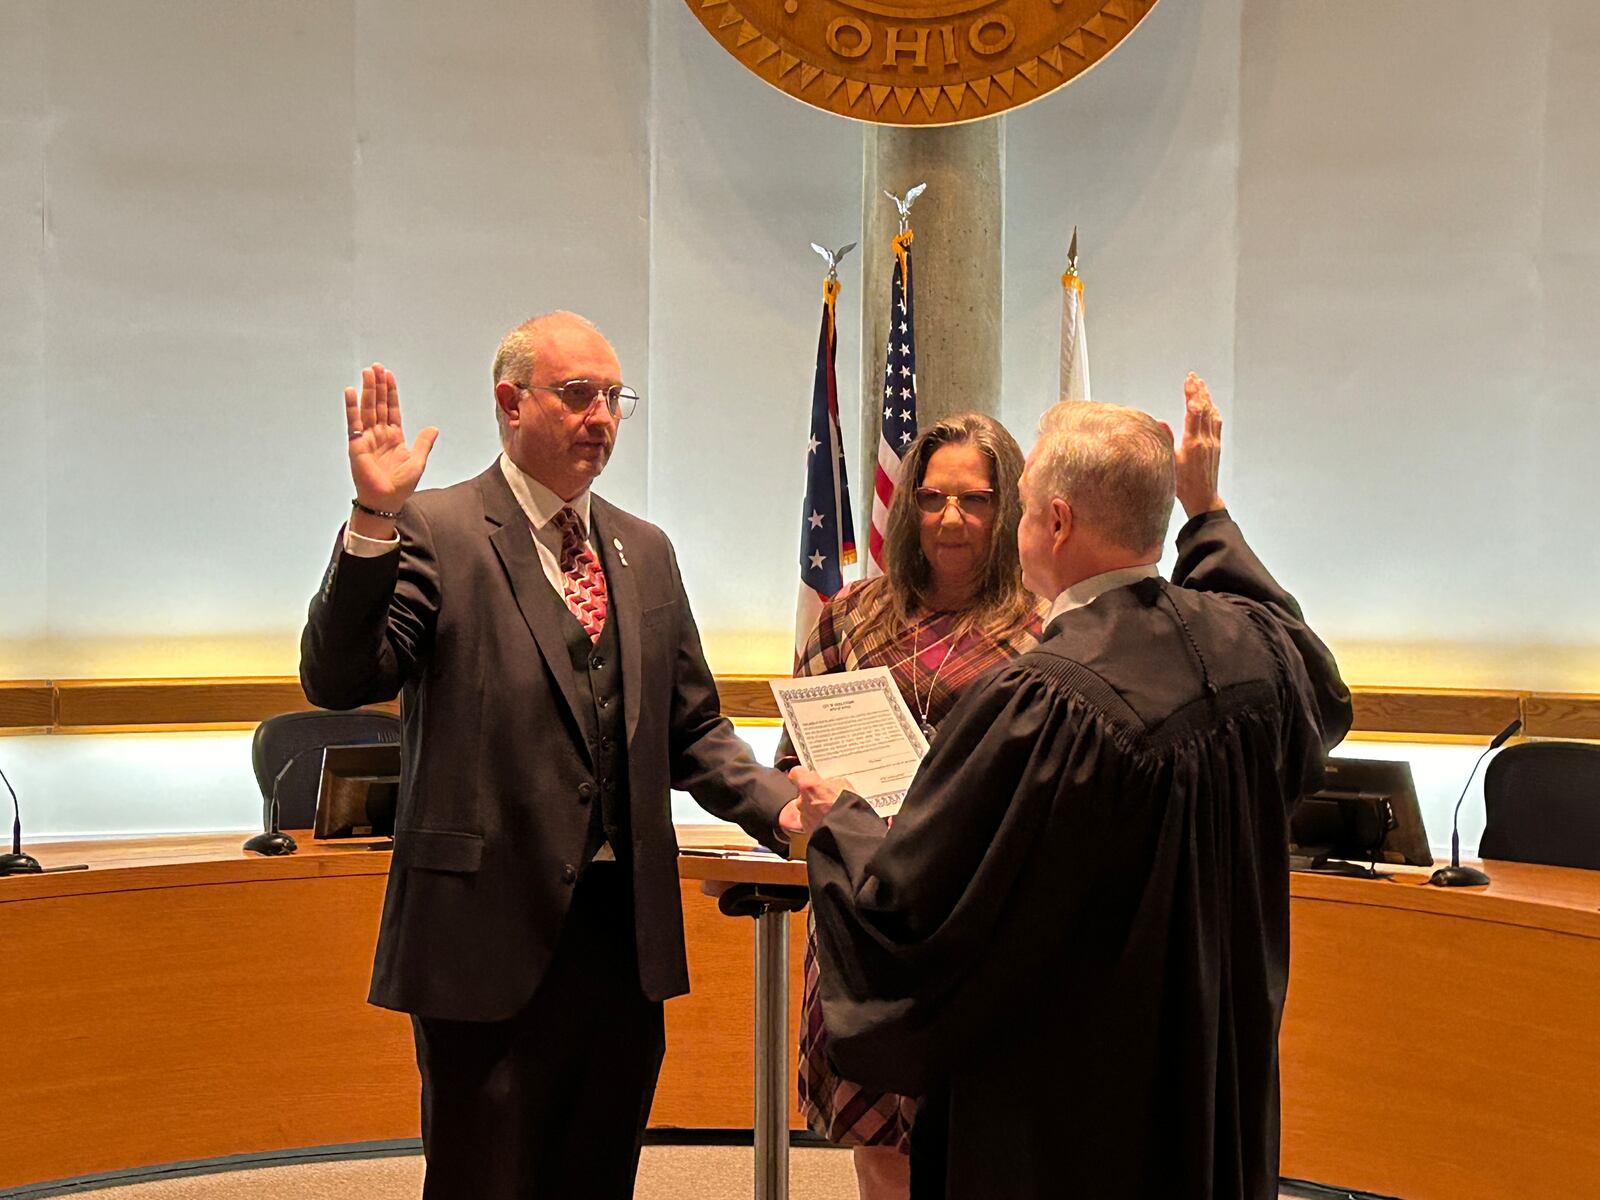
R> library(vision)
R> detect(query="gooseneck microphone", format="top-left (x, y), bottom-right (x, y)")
top-left (0, 764), bottom-right (43, 876)
top-left (242, 754), bottom-right (303, 857)
top-left (1427, 717), bottom-right (1522, 888)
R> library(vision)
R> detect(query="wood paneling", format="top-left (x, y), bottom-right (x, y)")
top-left (1347, 686), bottom-right (1524, 738)
top-left (0, 835), bottom-right (413, 1191)
top-left (715, 675), bottom-right (782, 721)
top-left (0, 680), bottom-right (53, 732)
top-left (5, 677), bottom-right (1600, 741)
top-left (1282, 864), bottom-right (1600, 1199)
top-left (1523, 692), bottom-right (1600, 741)
top-left (50, 678), bottom-right (397, 733)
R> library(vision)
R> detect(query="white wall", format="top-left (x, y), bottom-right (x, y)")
top-left (5, 725), bottom-right (790, 842)
top-left (1227, 0), bottom-right (1600, 692)
top-left (0, 0), bottom-right (653, 679)
top-left (647, 0), bottom-right (864, 673)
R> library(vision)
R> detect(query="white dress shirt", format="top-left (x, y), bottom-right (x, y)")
top-left (1043, 563), bottom-right (1161, 630)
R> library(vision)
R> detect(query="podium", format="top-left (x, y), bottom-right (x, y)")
top-left (678, 849), bottom-right (808, 1200)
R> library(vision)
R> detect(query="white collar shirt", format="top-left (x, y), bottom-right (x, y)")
top-left (1043, 563), bottom-right (1161, 632)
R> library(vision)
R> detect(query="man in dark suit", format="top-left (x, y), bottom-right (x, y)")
top-left (300, 311), bottom-right (800, 1198)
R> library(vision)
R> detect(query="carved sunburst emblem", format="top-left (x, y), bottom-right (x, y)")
top-left (686, 0), bottom-right (1160, 126)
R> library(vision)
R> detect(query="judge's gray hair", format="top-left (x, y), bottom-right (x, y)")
top-left (490, 311), bottom-right (605, 445)
top-left (1030, 401), bottom-right (1175, 556)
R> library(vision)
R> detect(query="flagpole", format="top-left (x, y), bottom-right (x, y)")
top-left (866, 186), bottom-right (923, 579)
top-left (1059, 225), bottom-right (1092, 403)
top-left (795, 241), bottom-right (857, 662)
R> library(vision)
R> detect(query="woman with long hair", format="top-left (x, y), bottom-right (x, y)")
top-left (779, 412), bottom-right (1047, 1200)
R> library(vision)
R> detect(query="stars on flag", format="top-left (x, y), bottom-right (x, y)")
top-left (868, 232), bottom-right (917, 577)
top-left (795, 269), bottom-right (856, 655)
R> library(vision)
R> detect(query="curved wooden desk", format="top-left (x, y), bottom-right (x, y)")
top-left (1281, 863), bottom-right (1600, 1199)
top-left (0, 835), bottom-right (412, 1192)
top-left (3, 836), bottom-right (1596, 1198)
top-left (0, 830), bottom-right (804, 1193)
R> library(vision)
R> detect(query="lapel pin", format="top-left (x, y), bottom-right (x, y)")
top-left (613, 537), bottom-right (628, 567)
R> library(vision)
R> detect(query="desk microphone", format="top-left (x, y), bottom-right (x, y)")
top-left (0, 764), bottom-right (43, 876)
top-left (1427, 717), bottom-right (1521, 888)
top-left (243, 754), bottom-right (303, 857)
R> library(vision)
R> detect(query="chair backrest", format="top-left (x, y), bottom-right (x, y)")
top-left (1479, 741), bottom-right (1600, 871)
top-left (250, 710), bottom-right (402, 832)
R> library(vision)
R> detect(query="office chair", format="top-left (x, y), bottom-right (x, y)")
top-left (250, 709), bottom-right (401, 832)
top-left (1478, 741), bottom-right (1600, 871)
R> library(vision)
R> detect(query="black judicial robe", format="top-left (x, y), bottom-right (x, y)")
top-left (806, 511), bottom-right (1353, 1200)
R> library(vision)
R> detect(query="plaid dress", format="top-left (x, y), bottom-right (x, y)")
top-left (778, 577), bottom-right (1046, 1151)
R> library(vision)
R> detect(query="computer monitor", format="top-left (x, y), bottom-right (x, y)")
top-left (1290, 757), bottom-right (1433, 876)
top-left (312, 743), bottom-right (401, 840)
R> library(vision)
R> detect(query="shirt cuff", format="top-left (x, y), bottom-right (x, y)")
top-left (343, 524), bottom-right (401, 558)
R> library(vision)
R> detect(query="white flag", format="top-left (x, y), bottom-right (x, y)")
top-left (1059, 234), bottom-right (1091, 402)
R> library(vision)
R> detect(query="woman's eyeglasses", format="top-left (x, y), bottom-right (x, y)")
top-left (913, 488), bottom-right (996, 515)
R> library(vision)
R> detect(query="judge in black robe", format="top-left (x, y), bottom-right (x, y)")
top-left (794, 382), bottom-right (1353, 1200)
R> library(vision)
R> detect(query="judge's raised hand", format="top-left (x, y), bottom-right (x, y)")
top-left (1174, 372), bottom-right (1226, 519)
top-left (788, 766), bottom-right (848, 834)
top-left (345, 363), bottom-right (439, 527)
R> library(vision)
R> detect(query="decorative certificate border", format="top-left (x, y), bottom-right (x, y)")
top-left (769, 666), bottom-right (928, 796)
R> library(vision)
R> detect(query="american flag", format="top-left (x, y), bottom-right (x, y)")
top-left (868, 228), bottom-right (918, 577)
top-left (795, 274), bottom-right (857, 658)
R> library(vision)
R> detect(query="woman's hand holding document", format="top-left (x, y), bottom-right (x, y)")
top-left (769, 666), bottom-right (930, 827)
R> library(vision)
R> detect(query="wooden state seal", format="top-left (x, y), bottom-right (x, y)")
top-left (684, 0), bottom-right (1160, 126)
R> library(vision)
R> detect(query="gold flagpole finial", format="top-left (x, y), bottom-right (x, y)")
top-left (1066, 226), bottom-right (1079, 276)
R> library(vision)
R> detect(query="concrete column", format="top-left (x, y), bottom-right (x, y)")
top-left (858, 119), bottom-right (1004, 507)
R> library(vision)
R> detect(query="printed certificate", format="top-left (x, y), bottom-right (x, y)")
top-left (770, 667), bottom-right (929, 818)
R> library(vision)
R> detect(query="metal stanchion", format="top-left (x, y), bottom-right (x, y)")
top-left (714, 880), bottom-right (809, 1200)
top-left (753, 906), bottom-right (790, 1200)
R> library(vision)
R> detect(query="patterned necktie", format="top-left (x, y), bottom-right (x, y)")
top-left (551, 506), bottom-right (608, 643)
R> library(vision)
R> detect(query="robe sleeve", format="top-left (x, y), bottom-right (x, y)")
top-left (806, 664), bottom-right (1105, 1095)
top-left (1172, 509), bottom-right (1353, 753)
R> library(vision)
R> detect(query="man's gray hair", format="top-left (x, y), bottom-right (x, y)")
top-left (1030, 401), bottom-right (1176, 555)
top-left (490, 311), bottom-right (604, 445)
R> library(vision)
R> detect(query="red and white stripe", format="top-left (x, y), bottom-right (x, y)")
top-left (866, 437), bottom-right (902, 578)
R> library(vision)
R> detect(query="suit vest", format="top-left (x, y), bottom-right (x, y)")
top-left (551, 578), bottom-right (629, 865)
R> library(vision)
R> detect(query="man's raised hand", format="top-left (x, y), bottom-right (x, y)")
top-left (345, 363), bottom-right (439, 520)
top-left (1174, 371), bottom-right (1225, 519)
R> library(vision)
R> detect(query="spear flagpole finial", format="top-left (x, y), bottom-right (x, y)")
top-left (1067, 226), bottom-right (1079, 276)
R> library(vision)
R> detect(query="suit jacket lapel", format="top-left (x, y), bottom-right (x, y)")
top-left (591, 498), bottom-right (642, 745)
top-left (479, 466), bottom-right (592, 768)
